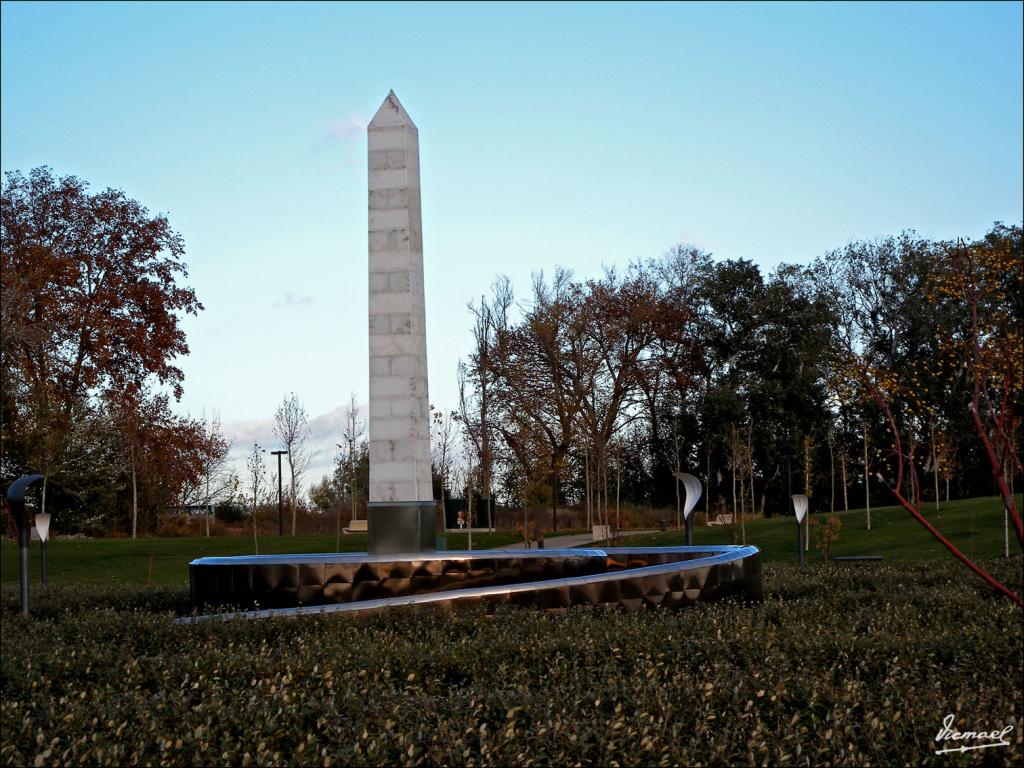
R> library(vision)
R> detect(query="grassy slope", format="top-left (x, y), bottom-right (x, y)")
top-left (0, 530), bottom-right (523, 586)
top-left (1, 497), bottom-right (1019, 585)
top-left (612, 495), bottom-right (1024, 563)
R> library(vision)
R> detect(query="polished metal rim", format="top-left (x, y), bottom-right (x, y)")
top-left (188, 547), bottom-right (610, 566)
top-left (181, 545), bottom-right (760, 623)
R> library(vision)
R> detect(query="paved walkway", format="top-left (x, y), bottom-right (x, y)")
top-left (492, 530), bottom-right (658, 550)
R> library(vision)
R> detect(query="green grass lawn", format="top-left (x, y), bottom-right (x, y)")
top-left (2, 497), bottom-right (1019, 586)
top-left (0, 530), bottom-right (524, 587)
top-left (612, 494), bottom-right (1023, 563)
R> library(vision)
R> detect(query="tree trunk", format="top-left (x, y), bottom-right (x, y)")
top-left (673, 417), bottom-right (681, 530)
top-left (841, 453), bottom-right (849, 512)
top-left (803, 437), bottom-right (811, 493)
top-left (130, 444), bottom-right (138, 540)
top-left (351, 457), bottom-right (358, 520)
top-left (252, 503), bottom-right (259, 555)
top-left (931, 422), bottom-right (940, 512)
top-left (604, 457), bottom-right (609, 532)
top-left (739, 469), bottom-right (746, 545)
top-left (786, 456), bottom-right (792, 506)
top-left (731, 456), bottom-right (737, 521)
top-left (705, 445), bottom-right (711, 526)
top-left (204, 464), bottom-right (211, 537)
top-left (828, 429), bottom-right (835, 514)
top-left (550, 452), bottom-right (558, 533)
top-left (864, 423), bottom-right (871, 531)
top-left (585, 450), bottom-right (591, 530)
top-left (748, 429), bottom-right (755, 523)
top-left (523, 497), bottom-right (529, 550)
top-left (1004, 461), bottom-right (1012, 558)
top-left (289, 455), bottom-right (298, 536)
top-left (803, 438), bottom-right (811, 551)
top-left (674, 462), bottom-right (681, 529)
top-left (481, 369), bottom-right (492, 533)
top-left (907, 436), bottom-right (916, 507)
top-left (1005, 501), bottom-right (1011, 559)
top-left (615, 462), bottom-right (621, 538)
top-left (600, 449), bottom-right (608, 534)
top-left (761, 465), bottom-right (778, 518)
top-left (468, 474), bottom-right (474, 551)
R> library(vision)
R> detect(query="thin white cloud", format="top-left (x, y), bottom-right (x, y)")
top-left (316, 113), bottom-right (368, 144)
top-left (273, 291), bottom-right (314, 309)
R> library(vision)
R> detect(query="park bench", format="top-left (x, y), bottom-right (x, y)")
top-left (343, 519), bottom-right (368, 534)
top-left (708, 513), bottom-right (734, 526)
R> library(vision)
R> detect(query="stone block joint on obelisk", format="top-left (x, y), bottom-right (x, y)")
top-left (366, 90), bottom-right (436, 554)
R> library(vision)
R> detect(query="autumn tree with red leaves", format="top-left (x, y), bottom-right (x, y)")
top-left (1, 167), bottom-right (210, 532)
top-left (822, 225), bottom-right (1022, 605)
top-left (936, 228), bottom-right (1023, 550)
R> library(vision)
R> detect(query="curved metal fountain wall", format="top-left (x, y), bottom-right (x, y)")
top-left (187, 545), bottom-right (761, 621)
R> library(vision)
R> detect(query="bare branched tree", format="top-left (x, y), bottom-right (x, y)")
top-left (489, 269), bottom-right (585, 532)
top-left (274, 392), bottom-right (311, 535)
top-left (431, 405), bottom-right (458, 526)
top-left (336, 393), bottom-right (365, 549)
top-left (457, 286), bottom-right (503, 532)
top-left (246, 443), bottom-right (266, 554)
top-left (174, 410), bottom-right (237, 536)
top-left (198, 412), bottom-right (238, 536)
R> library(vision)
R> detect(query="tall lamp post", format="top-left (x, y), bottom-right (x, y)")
top-left (7, 474), bottom-right (44, 615)
top-left (271, 450), bottom-right (287, 535)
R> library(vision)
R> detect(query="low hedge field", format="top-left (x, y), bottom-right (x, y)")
top-left (2, 559), bottom-right (1021, 766)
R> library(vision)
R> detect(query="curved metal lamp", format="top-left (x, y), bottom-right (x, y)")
top-left (674, 472), bottom-right (703, 546)
top-left (6, 474), bottom-right (45, 615)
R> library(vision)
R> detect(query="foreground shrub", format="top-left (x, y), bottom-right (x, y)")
top-left (2, 559), bottom-right (1021, 766)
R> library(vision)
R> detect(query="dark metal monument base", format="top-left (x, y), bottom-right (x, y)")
top-left (367, 501), bottom-right (436, 554)
top-left (187, 545), bottom-right (762, 621)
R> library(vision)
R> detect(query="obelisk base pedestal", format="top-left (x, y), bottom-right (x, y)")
top-left (367, 501), bottom-right (437, 554)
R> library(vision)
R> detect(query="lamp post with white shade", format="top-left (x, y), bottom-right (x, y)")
top-left (674, 472), bottom-right (703, 546)
top-left (792, 494), bottom-right (809, 567)
top-left (6, 474), bottom-right (45, 615)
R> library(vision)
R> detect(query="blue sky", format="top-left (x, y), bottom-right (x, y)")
top-left (3, 1), bottom-right (1022, 481)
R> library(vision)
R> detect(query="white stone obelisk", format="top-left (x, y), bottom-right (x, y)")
top-left (366, 90), bottom-right (435, 553)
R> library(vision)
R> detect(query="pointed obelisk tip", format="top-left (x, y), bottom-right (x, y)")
top-left (369, 89), bottom-right (417, 130)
